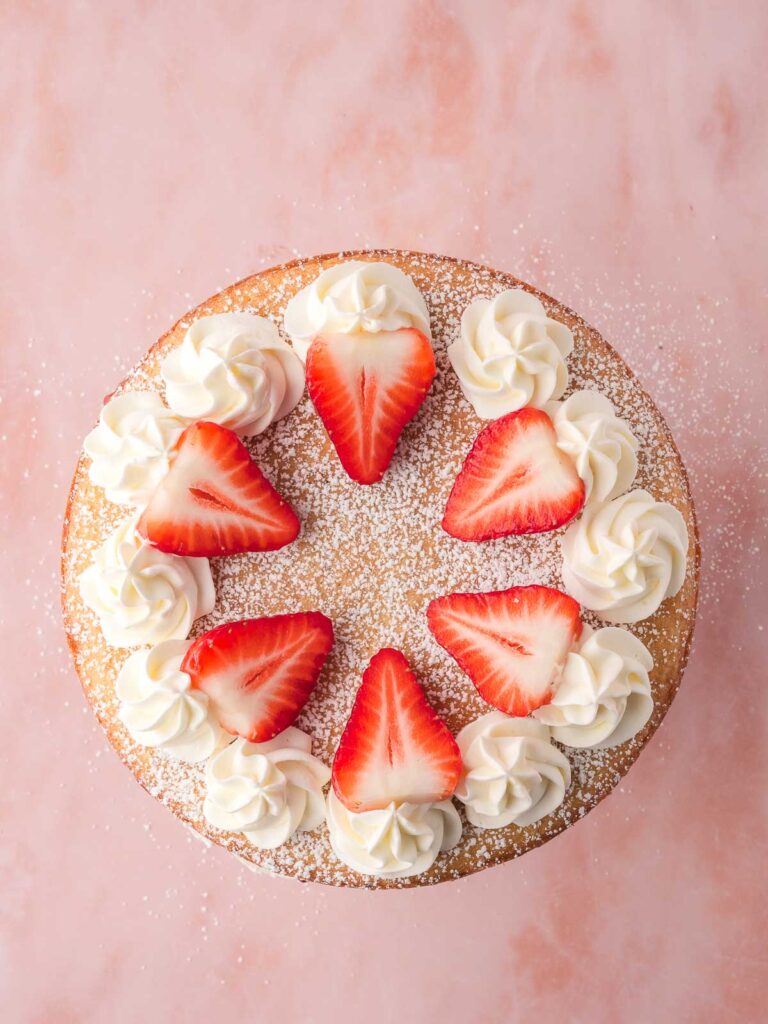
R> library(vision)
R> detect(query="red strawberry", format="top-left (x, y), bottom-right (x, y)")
top-left (442, 407), bottom-right (585, 541)
top-left (182, 612), bottom-right (334, 742)
top-left (305, 328), bottom-right (436, 485)
top-left (332, 648), bottom-right (461, 812)
top-left (137, 420), bottom-right (300, 557)
top-left (427, 586), bottom-right (582, 716)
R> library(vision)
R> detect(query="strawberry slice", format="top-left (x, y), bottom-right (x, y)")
top-left (427, 586), bottom-right (582, 716)
top-left (442, 407), bottom-right (585, 541)
top-left (332, 648), bottom-right (461, 812)
top-left (305, 328), bottom-right (436, 484)
top-left (182, 612), bottom-right (334, 742)
top-left (137, 420), bottom-right (300, 557)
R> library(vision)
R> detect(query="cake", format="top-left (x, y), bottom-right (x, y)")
top-left (61, 250), bottom-right (700, 889)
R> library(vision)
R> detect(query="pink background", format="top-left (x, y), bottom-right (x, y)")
top-left (2, 2), bottom-right (767, 1021)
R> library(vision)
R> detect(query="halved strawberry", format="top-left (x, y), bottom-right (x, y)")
top-left (305, 328), bottom-right (436, 485)
top-left (442, 407), bottom-right (585, 541)
top-left (182, 612), bottom-right (334, 742)
top-left (137, 420), bottom-right (300, 557)
top-left (332, 648), bottom-right (461, 812)
top-left (427, 586), bottom-right (582, 716)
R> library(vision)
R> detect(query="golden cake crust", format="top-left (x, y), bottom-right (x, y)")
top-left (61, 250), bottom-right (700, 888)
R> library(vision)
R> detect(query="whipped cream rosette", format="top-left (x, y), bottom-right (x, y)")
top-left (534, 626), bottom-right (654, 749)
top-left (78, 515), bottom-right (215, 647)
top-left (326, 793), bottom-right (461, 879)
top-left (116, 638), bottom-right (227, 762)
top-left (546, 389), bottom-right (638, 504)
top-left (161, 311), bottom-right (304, 435)
top-left (84, 392), bottom-right (185, 507)
top-left (561, 489), bottom-right (689, 623)
top-left (455, 713), bottom-right (570, 829)
top-left (204, 731), bottom-right (330, 849)
top-left (448, 288), bottom-right (573, 419)
top-left (283, 260), bottom-right (431, 360)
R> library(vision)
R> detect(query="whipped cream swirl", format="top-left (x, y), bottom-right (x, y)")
top-left (83, 392), bottom-right (185, 507)
top-left (455, 713), bottom-right (570, 829)
top-left (116, 639), bottom-right (227, 762)
top-left (326, 792), bottom-right (461, 879)
top-left (283, 260), bottom-right (432, 361)
top-left (561, 489), bottom-right (689, 623)
top-left (203, 730), bottom-right (330, 849)
top-left (161, 312), bottom-right (305, 435)
top-left (534, 626), bottom-right (654, 748)
top-left (448, 289), bottom-right (573, 419)
top-left (547, 390), bottom-right (638, 504)
top-left (78, 515), bottom-right (215, 647)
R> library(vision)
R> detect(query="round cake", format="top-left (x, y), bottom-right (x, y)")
top-left (61, 250), bottom-right (700, 888)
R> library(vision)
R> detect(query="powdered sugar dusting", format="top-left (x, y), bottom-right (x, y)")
top-left (61, 251), bottom-right (698, 888)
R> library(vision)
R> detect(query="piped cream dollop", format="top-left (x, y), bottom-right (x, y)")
top-left (83, 392), bottom-right (185, 507)
top-left (283, 260), bottom-right (431, 361)
top-left (455, 713), bottom-right (570, 829)
top-left (203, 730), bottom-right (330, 849)
top-left (116, 639), bottom-right (226, 762)
top-left (561, 489), bottom-right (689, 623)
top-left (161, 312), bottom-right (305, 435)
top-left (546, 390), bottom-right (638, 504)
top-left (325, 792), bottom-right (461, 879)
top-left (533, 626), bottom-right (654, 749)
top-left (448, 289), bottom-right (573, 418)
top-left (78, 515), bottom-right (215, 647)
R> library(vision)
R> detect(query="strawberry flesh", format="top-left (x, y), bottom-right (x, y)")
top-left (427, 586), bottom-right (582, 716)
top-left (183, 612), bottom-right (334, 742)
top-left (442, 407), bottom-right (585, 541)
top-left (332, 648), bottom-right (461, 812)
top-left (138, 420), bottom-right (300, 557)
top-left (306, 328), bottom-right (436, 485)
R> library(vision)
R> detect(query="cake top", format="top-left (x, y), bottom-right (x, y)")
top-left (62, 250), bottom-right (698, 887)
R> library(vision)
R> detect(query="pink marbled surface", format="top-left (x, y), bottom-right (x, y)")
top-left (2, 1), bottom-right (767, 1021)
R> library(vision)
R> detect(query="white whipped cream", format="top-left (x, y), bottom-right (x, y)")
top-left (546, 390), bottom-right (638, 504)
top-left (83, 391), bottom-right (185, 507)
top-left (561, 489), bottom-right (689, 623)
top-left (116, 639), bottom-right (227, 762)
top-left (448, 289), bottom-right (573, 418)
top-left (203, 729), bottom-right (330, 849)
top-left (326, 791), bottom-right (461, 879)
top-left (283, 260), bottom-right (431, 361)
top-left (455, 713), bottom-right (570, 829)
top-left (161, 312), bottom-right (305, 435)
top-left (78, 515), bottom-right (215, 647)
top-left (533, 626), bottom-right (653, 748)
